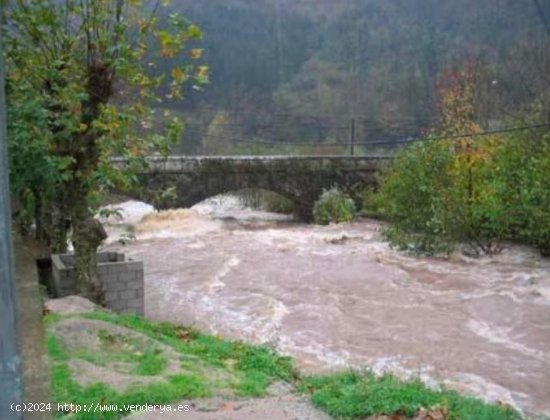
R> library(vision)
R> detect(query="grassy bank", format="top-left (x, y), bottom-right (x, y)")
top-left (46, 311), bottom-right (296, 419)
top-left (301, 372), bottom-right (519, 420)
top-left (46, 311), bottom-right (519, 419)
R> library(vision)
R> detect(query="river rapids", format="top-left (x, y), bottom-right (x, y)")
top-left (100, 198), bottom-right (550, 417)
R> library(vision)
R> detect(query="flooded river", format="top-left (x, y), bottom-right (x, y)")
top-left (101, 198), bottom-right (550, 417)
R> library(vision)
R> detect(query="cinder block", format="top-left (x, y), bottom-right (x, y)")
top-left (118, 262), bottom-right (132, 271)
top-left (51, 252), bottom-right (144, 315)
top-left (119, 289), bottom-right (137, 300)
top-left (97, 265), bottom-right (110, 275)
top-left (101, 273), bottom-right (118, 283)
top-left (101, 279), bottom-right (122, 294)
top-left (125, 279), bottom-right (143, 291)
top-left (125, 306), bottom-right (144, 316)
top-left (108, 300), bottom-right (127, 312)
top-left (127, 261), bottom-right (144, 270)
top-left (105, 265), bottom-right (119, 274)
top-left (104, 297), bottom-right (117, 307)
top-left (101, 265), bottom-right (118, 275)
top-left (118, 271), bottom-right (138, 282)
top-left (119, 307), bottom-right (139, 315)
top-left (126, 297), bottom-right (143, 308)
top-left (99, 272), bottom-right (117, 283)
top-left (104, 288), bottom-right (118, 299)
top-left (101, 278), bottom-right (126, 292)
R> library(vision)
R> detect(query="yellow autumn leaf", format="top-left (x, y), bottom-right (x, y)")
top-left (171, 67), bottom-right (186, 83)
top-left (197, 66), bottom-right (208, 78)
top-left (161, 47), bottom-right (175, 58)
top-left (189, 48), bottom-right (203, 59)
top-left (138, 42), bottom-right (148, 53)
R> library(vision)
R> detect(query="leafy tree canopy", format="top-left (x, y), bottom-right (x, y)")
top-left (4, 0), bottom-right (207, 295)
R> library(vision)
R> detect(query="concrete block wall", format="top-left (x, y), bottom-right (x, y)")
top-left (52, 252), bottom-right (144, 315)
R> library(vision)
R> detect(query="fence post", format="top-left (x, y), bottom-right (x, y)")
top-left (0, 13), bottom-right (24, 419)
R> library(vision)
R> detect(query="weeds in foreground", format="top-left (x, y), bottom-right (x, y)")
top-left (301, 371), bottom-right (519, 419)
top-left (47, 312), bottom-right (520, 419)
top-left (46, 311), bottom-right (296, 418)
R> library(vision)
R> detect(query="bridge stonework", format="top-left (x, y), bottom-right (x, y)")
top-left (114, 156), bottom-right (388, 220)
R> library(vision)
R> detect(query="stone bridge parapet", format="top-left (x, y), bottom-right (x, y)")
top-left (112, 155), bottom-right (389, 219)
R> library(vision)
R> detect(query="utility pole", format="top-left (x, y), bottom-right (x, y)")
top-left (0, 10), bottom-right (24, 419)
top-left (349, 118), bottom-right (356, 156)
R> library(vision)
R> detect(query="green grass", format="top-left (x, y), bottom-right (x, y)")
top-left (51, 360), bottom-right (208, 420)
top-left (133, 347), bottom-right (167, 376)
top-left (66, 329), bottom-right (168, 377)
top-left (46, 312), bottom-right (522, 419)
top-left (81, 312), bottom-right (297, 390)
top-left (300, 371), bottom-right (520, 419)
top-left (96, 329), bottom-right (168, 376)
top-left (46, 311), bottom-right (297, 418)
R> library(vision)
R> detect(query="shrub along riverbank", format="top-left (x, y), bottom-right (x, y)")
top-left (363, 128), bottom-right (550, 257)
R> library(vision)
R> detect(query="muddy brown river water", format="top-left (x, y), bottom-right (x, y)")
top-left (102, 199), bottom-right (550, 418)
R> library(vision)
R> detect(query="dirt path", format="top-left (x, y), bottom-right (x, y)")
top-left (125, 396), bottom-right (330, 420)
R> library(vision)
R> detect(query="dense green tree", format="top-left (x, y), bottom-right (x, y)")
top-left (5, 0), bottom-right (206, 299)
top-left (370, 65), bottom-right (550, 256)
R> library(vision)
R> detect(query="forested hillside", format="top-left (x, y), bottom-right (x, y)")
top-left (166, 0), bottom-right (550, 154)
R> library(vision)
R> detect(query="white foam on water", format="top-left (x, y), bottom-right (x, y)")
top-left (277, 334), bottom-right (351, 368)
top-left (536, 285), bottom-right (550, 300)
top-left (99, 200), bottom-right (155, 244)
top-left (136, 209), bottom-right (222, 240)
top-left (256, 298), bottom-right (291, 344)
top-left (444, 373), bottom-right (528, 415)
top-left (192, 195), bottom-right (244, 216)
top-left (467, 319), bottom-right (549, 362)
top-left (99, 200), bottom-right (227, 243)
top-left (100, 200), bottom-right (155, 225)
top-left (207, 256), bottom-right (240, 294)
top-left (245, 226), bottom-right (373, 257)
top-left (369, 356), bottom-right (441, 390)
top-left (187, 241), bottom-right (206, 249)
top-left (193, 194), bottom-right (293, 222)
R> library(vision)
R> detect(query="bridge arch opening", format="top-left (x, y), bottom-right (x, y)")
top-left (191, 188), bottom-right (297, 221)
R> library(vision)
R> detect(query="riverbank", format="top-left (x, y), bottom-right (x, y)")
top-left (44, 297), bottom-right (518, 419)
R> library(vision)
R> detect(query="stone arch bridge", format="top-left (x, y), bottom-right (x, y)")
top-left (113, 156), bottom-right (389, 220)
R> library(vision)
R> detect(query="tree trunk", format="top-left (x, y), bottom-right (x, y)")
top-left (49, 205), bottom-right (70, 254)
top-left (40, 189), bottom-right (71, 254)
top-left (32, 187), bottom-right (45, 243)
top-left (28, 187), bottom-right (71, 259)
top-left (71, 189), bottom-right (107, 303)
top-left (70, 59), bottom-right (112, 300)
